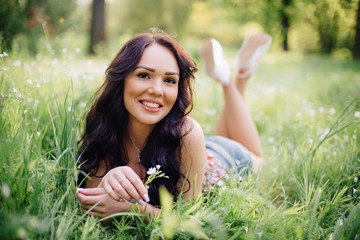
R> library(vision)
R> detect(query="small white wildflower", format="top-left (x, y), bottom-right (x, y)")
top-left (238, 176), bottom-right (243, 182)
top-left (309, 109), bottom-right (315, 116)
top-left (76, 48), bottom-right (81, 53)
top-left (147, 167), bottom-right (157, 175)
top-left (354, 177), bottom-right (358, 183)
top-left (23, 110), bottom-right (28, 114)
top-left (224, 174), bottom-right (230, 180)
top-left (2, 183), bottom-right (10, 198)
top-left (33, 118), bottom-right (37, 122)
top-left (353, 134), bottom-right (357, 139)
top-left (36, 84), bottom-right (41, 88)
top-left (27, 79), bottom-right (33, 85)
top-left (333, 151), bottom-right (337, 156)
top-left (36, 131), bottom-right (40, 136)
top-left (13, 88), bottom-right (18, 93)
top-left (67, 106), bottom-right (71, 112)
top-left (156, 164), bottom-right (161, 169)
top-left (272, 168), bottom-right (278, 173)
top-left (3, 67), bottom-right (7, 71)
top-left (13, 61), bottom-right (21, 67)
top-left (297, 112), bottom-right (302, 117)
top-left (3, 51), bottom-right (8, 56)
top-left (35, 99), bottom-right (39, 104)
top-left (27, 98), bottom-right (32, 102)
top-left (0, 54), bottom-right (3, 57)
top-left (354, 111), bottom-right (360, 118)
top-left (336, 218), bottom-right (343, 226)
top-left (329, 108), bottom-right (336, 115)
top-left (217, 179), bottom-right (224, 187)
top-left (353, 188), bottom-right (357, 194)
top-left (308, 138), bottom-right (313, 143)
top-left (268, 137), bottom-right (274, 143)
top-left (221, 185), bottom-right (227, 190)
top-left (319, 107), bottom-right (325, 113)
top-left (258, 232), bottom-right (263, 238)
top-left (244, 226), bottom-right (249, 233)
top-left (81, 102), bottom-right (86, 107)
top-left (344, 136), bottom-right (349, 142)
top-left (62, 48), bottom-right (67, 53)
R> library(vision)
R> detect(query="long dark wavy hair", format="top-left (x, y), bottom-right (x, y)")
top-left (77, 30), bottom-right (197, 206)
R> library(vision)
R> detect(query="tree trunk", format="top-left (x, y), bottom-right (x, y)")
top-left (354, 0), bottom-right (360, 59)
top-left (280, 0), bottom-right (291, 51)
top-left (89, 0), bottom-right (105, 55)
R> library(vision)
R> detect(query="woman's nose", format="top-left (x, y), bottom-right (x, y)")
top-left (147, 79), bottom-right (163, 96)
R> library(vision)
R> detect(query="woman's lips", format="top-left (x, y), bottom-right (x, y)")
top-left (139, 99), bottom-right (163, 112)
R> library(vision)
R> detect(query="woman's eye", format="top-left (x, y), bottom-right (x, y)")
top-left (164, 78), bottom-right (177, 84)
top-left (137, 73), bottom-right (150, 79)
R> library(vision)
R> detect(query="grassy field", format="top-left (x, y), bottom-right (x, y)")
top-left (0, 48), bottom-right (359, 239)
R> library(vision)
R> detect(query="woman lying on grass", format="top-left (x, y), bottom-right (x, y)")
top-left (76, 29), bottom-right (271, 219)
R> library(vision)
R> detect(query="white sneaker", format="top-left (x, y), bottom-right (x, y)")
top-left (199, 38), bottom-right (231, 85)
top-left (235, 33), bottom-right (272, 78)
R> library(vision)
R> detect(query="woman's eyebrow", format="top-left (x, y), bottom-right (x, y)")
top-left (136, 66), bottom-right (155, 72)
top-left (136, 65), bottom-right (179, 76)
top-left (165, 71), bottom-right (179, 76)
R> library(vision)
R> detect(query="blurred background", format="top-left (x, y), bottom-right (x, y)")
top-left (1, 0), bottom-right (359, 60)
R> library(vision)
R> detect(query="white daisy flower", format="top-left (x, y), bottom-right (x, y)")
top-left (147, 167), bottom-right (157, 175)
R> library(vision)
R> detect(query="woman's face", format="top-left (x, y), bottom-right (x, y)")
top-left (124, 43), bottom-right (179, 128)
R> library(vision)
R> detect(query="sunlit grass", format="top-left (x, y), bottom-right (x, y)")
top-left (0, 49), bottom-right (359, 239)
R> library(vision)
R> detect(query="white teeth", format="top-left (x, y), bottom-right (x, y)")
top-left (142, 101), bottom-right (160, 108)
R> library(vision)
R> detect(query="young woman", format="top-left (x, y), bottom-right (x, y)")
top-left (76, 30), bottom-right (271, 219)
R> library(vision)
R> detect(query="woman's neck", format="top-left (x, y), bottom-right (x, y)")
top-left (126, 120), bottom-right (154, 150)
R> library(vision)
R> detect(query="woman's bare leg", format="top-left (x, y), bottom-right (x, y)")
top-left (214, 78), bottom-right (262, 157)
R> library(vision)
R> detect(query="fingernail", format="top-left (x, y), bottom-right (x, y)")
top-left (76, 188), bottom-right (84, 193)
top-left (130, 199), bottom-right (136, 204)
top-left (138, 199), bottom-right (146, 206)
top-left (119, 198), bottom-right (125, 202)
top-left (143, 193), bottom-right (150, 202)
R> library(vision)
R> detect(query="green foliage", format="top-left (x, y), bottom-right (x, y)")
top-left (0, 0), bottom-right (27, 51)
top-left (112, 0), bottom-right (193, 39)
top-left (0, 46), bottom-right (359, 239)
top-left (0, 0), bottom-right (76, 53)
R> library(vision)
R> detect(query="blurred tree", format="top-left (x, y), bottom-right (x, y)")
top-left (117, 0), bottom-right (193, 38)
top-left (314, 0), bottom-right (340, 53)
top-left (280, 0), bottom-right (292, 51)
top-left (0, 0), bottom-right (75, 53)
top-left (89, 0), bottom-right (106, 55)
top-left (354, 0), bottom-right (360, 59)
top-left (0, 0), bottom-right (27, 51)
top-left (219, 0), bottom-right (293, 50)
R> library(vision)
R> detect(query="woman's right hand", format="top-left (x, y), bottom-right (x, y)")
top-left (99, 166), bottom-right (150, 205)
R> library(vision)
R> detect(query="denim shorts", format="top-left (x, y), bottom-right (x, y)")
top-left (205, 135), bottom-right (253, 174)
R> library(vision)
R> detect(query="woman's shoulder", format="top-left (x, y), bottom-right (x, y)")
top-left (181, 116), bottom-right (204, 139)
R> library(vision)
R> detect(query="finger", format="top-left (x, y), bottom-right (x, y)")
top-left (76, 187), bottom-right (106, 196)
top-left (77, 191), bottom-right (104, 205)
top-left (119, 178), bottom-right (144, 203)
top-left (103, 179), bottom-right (122, 201)
top-left (124, 170), bottom-right (150, 202)
top-left (83, 209), bottom-right (103, 218)
top-left (111, 179), bottom-right (132, 202)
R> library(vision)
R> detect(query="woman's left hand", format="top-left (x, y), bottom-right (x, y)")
top-left (76, 187), bottom-right (131, 219)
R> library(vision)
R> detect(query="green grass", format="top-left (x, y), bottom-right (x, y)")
top-left (0, 49), bottom-right (359, 239)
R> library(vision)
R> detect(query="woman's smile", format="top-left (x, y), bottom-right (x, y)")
top-left (139, 99), bottom-right (163, 112)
